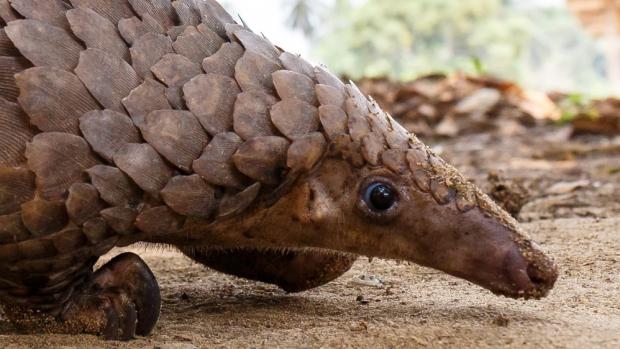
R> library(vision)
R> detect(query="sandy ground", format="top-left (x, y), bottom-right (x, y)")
top-left (0, 129), bottom-right (618, 348)
top-left (0, 218), bottom-right (618, 348)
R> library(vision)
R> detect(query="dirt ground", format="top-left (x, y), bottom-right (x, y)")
top-left (0, 127), bottom-right (619, 348)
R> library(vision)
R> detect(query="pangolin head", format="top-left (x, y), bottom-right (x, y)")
top-left (210, 74), bottom-right (558, 300)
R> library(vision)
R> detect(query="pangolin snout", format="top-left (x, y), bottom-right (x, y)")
top-left (508, 242), bottom-right (558, 299)
top-left (416, 207), bottom-right (559, 300)
top-left (490, 239), bottom-right (559, 300)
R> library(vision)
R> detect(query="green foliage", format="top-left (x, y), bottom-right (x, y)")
top-left (312, 0), bottom-right (529, 80)
top-left (557, 93), bottom-right (598, 123)
top-left (303, 0), bottom-right (610, 95)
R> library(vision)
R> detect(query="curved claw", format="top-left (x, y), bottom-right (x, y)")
top-left (60, 253), bottom-right (161, 340)
top-left (92, 253), bottom-right (161, 337)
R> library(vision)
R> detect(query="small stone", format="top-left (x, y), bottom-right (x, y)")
top-left (350, 275), bottom-right (384, 288)
top-left (356, 295), bottom-right (369, 305)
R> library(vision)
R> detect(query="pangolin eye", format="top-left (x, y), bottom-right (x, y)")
top-left (364, 182), bottom-right (397, 212)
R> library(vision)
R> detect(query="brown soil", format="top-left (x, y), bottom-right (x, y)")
top-left (1, 129), bottom-right (619, 348)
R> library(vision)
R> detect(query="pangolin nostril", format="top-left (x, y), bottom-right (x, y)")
top-left (527, 262), bottom-right (557, 289)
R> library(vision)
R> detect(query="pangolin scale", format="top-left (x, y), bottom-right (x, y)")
top-left (0, 0), bottom-right (558, 340)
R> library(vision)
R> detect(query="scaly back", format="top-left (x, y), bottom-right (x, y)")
top-left (0, 0), bottom-right (521, 307)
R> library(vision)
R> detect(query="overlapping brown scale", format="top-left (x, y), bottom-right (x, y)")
top-left (122, 78), bottom-right (171, 128)
top-left (198, 0), bottom-right (235, 39)
top-left (361, 132), bottom-right (385, 166)
top-left (82, 217), bottom-right (110, 244)
top-left (0, 212), bottom-right (30, 244)
top-left (140, 110), bottom-right (209, 172)
top-left (235, 51), bottom-right (282, 93)
top-left (0, 97), bottom-right (35, 166)
top-left (69, 0), bottom-right (135, 25)
top-left (430, 180), bottom-right (456, 206)
top-left (271, 99), bottom-right (319, 139)
top-left (66, 8), bottom-right (129, 61)
top-left (224, 23), bottom-right (245, 43)
top-left (9, 0), bottom-right (70, 29)
top-left (367, 101), bottom-right (391, 135)
top-left (11, 255), bottom-right (56, 274)
top-left (5, 20), bottom-right (82, 70)
top-left (48, 226), bottom-right (89, 254)
top-left (234, 29), bottom-right (280, 62)
top-left (193, 132), bottom-right (248, 189)
top-left (428, 152), bottom-right (448, 173)
top-left (217, 182), bottom-right (261, 219)
top-left (233, 90), bottom-right (279, 140)
top-left (135, 206), bottom-right (183, 235)
top-left (273, 70), bottom-right (317, 105)
top-left (80, 110), bottom-right (142, 163)
top-left (15, 67), bottom-right (98, 134)
top-left (279, 52), bottom-right (315, 79)
top-left (161, 174), bottom-right (216, 218)
top-left (118, 15), bottom-right (165, 45)
top-left (0, 28), bottom-right (18, 55)
top-left (315, 66), bottom-right (345, 90)
top-left (128, 0), bottom-right (176, 30)
top-left (25, 132), bottom-right (99, 200)
top-left (113, 143), bottom-right (173, 198)
top-left (328, 134), bottom-right (364, 168)
top-left (100, 207), bottom-right (137, 235)
top-left (287, 132), bottom-right (326, 172)
top-left (0, 0), bottom-right (20, 23)
top-left (173, 25), bottom-right (224, 64)
top-left (381, 149), bottom-right (408, 175)
top-left (385, 116), bottom-right (411, 150)
top-left (316, 84), bottom-right (345, 109)
top-left (346, 82), bottom-right (368, 106)
top-left (202, 42), bottom-right (244, 77)
top-left (456, 188), bottom-right (477, 213)
top-left (66, 183), bottom-right (105, 225)
top-left (20, 199), bottom-right (68, 237)
top-left (195, 23), bottom-right (227, 47)
top-left (151, 53), bottom-right (201, 88)
top-left (75, 48), bottom-right (141, 112)
top-left (166, 24), bottom-right (187, 41)
top-left (166, 86), bottom-right (185, 110)
top-left (184, 73), bottom-right (240, 136)
top-left (318, 105), bottom-right (348, 140)
top-left (406, 146), bottom-right (430, 171)
top-left (16, 237), bottom-right (56, 260)
top-left (0, 241), bottom-right (20, 262)
top-left (87, 165), bottom-right (141, 207)
top-left (172, 0), bottom-right (200, 26)
top-left (0, 167), bottom-right (35, 215)
top-left (0, 56), bottom-right (28, 102)
top-left (411, 168), bottom-right (431, 193)
top-left (233, 136), bottom-right (290, 186)
top-left (345, 98), bottom-right (371, 143)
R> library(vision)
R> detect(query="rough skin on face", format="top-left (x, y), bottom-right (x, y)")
top-left (0, 0), bottom-right (558, 340)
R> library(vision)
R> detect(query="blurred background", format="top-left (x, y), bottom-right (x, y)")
top-left (222, 0), bottom-right (620, 97)
top-left (222, 0), bottom-right (620, 222)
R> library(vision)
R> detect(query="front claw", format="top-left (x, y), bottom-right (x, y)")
top-left (61, 253), bottom-right (161, 340)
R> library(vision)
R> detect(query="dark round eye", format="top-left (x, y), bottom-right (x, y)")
top-left (364, 182), bottom-right (397, 212)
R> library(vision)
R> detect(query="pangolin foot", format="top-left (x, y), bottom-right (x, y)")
top-left (60, 253), bottom-right (161, 340)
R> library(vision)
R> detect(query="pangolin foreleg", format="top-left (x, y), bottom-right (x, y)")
top-left (2, 253), bottom-right (160, 340)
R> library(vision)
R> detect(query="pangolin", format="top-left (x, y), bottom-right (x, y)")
top-left (0, 0), bottom-right (558, 340)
